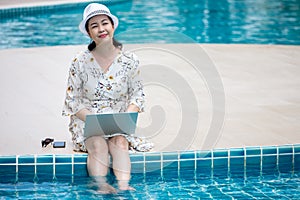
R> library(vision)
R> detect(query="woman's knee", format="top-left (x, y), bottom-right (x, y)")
top-left (85, 136), bottom-right (108, 154)
top-left (109, 135), bottom-right (129, 150)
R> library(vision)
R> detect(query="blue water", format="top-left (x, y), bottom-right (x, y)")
top-left (0, 0), bottom-right (300, 49)
top-left (0, 168), bottom-right (299, 199)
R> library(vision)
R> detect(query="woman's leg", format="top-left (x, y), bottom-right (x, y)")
top-left (108, 135), bottom-right (135, 190)
top-left (85, 136), bottom-right (116, 194)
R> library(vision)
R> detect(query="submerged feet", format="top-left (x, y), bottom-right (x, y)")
top-left (118, 180), bottom-right (135, 191)
top-left (97, 183), bottom-right (117, 194)
top-left (93, 177), bottom-right (135, 194)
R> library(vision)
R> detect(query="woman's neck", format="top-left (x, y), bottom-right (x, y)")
top-left (93, 42), bottom-right (116, 58)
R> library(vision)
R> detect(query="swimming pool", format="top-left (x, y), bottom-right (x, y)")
top-left (0, 144), bottom-right (299, 199)
top-left (0, 0), bottom-right (300, 49)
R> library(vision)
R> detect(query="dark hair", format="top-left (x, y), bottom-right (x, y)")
top-left (85, 16), bottom-right (122, 51)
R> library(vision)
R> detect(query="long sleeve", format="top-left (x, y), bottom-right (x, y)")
top-left (62, 57), bottom-right (90, 116)
top-left (128, 56), bottom-right (145, 112)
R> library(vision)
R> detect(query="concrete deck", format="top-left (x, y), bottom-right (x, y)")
top-left (0, 44), bottom-right (299, 155)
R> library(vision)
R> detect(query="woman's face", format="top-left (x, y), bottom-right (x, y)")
top-left (87, 15), bottom-right (115, 46)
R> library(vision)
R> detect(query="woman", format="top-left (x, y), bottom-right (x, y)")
top-left (62, 3), bottom-right (144, 193)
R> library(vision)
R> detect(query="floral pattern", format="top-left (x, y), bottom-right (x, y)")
top-left (62, 49), bottom-right (145, 152)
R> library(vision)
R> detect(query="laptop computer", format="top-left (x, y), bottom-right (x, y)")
top-left (83, 112), bottom-right (138, 138)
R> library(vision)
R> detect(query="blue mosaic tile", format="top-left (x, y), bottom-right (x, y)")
top-left (55, 164), bottom-right (73, 179)
top-left (18, 155), bottom-right (34, 164)
top-left (73, 163), bottom-right (88, 177)
top-left (0, 165), bottom-right (16, 177)
top-left (196, 159), bottom-right (212, 169)
top-left (213, 149), bottom-right (228, 158)
top-left (213, 157), bottom-right (228, 168)
top-left (278, 145), bottom-right (293, 154)
top-left (162, 160), bottom-right (178, 170)
top-left (229, 156), bottom-right (244, 173)
top-left (262, 146), bottom-right (277, 155)
top-left (230, 148), bottom-right (244, 157)
top-left (55, 155), bottom-right (72, 164)
top-left (37, 165), bottom-right (53, 181)
top-left (246, 147), bottom-right (261, 155)
top-left (179, 159), bottom-right (195, 170)
top-left (73, 154), bottom-right (87, 163)
top-left (18, 165), bottom-right (35, 182)
top-left (163, 152), bottom-right (178, 161)
top-left (37, 155), bottom-right (53, 164)
top-left (0, 156), bottom-right (16, 164)
top-left (278, 154), bottom-right (293, 172)
top-left (246, 155), bottom-right (261, 166)
top-left (180, 151), bottom-right (196, 160)
top-left (131, 162), bottom-right (144, 174)
top-left (196, 150), bottom-right (211, 158)
top-left (295, 152), bottom-right (300, 171)
top-left (145, 161), bottom-right (161, 173)
top-left (294, 144), bottom-right (300, 153)
top-left (262, 155), bottom-right (277, 169)
top-left (130, 154), bottom-right (144, 163)
top-left (145, 153), bottom-right (161, 162)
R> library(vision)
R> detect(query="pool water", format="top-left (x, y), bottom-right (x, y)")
top-left (1, 167), bottom-right (299, 199)
top-left (0, 145), bottom-right (299, 199)
top-left (0, 0), bottom-right (300, 49)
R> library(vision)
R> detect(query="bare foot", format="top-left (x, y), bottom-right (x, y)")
top-left (97, 183), bottom-right (117, 194)
top-left (118, 180), bottom-right (136, 191)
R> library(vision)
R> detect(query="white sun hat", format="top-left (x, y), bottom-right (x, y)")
top-left (79, 3), bottom-right (119, 36)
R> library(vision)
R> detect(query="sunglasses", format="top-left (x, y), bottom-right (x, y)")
top-left (41, 138), bottom-right (54, 148)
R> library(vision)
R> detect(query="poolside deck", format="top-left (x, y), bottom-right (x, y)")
top-left (0, 44), bottom-right (299, 155)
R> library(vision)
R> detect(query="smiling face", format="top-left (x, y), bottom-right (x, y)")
top-left (86, 15), bottom-right (115, 46)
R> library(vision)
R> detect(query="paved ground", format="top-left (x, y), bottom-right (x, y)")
top-left (0, 44), bottom-right (299, 155)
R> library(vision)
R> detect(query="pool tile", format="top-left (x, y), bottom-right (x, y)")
top-left (196, 158), bottom-right (212, 169)
top-left (73, 163), bottom-right (88, 177)
top-left (294, 144), bottom-right (300, 153)
top-left (246, 155), bottom-right (261, 166)
top-left (180, 151), bottom-right (196, 160)
top-left (213, 157), bottom-right (228, 168)
top-left (37, 165), bottom-right (54, 181)
top-left (131, 162), bottom-right (144, 174)
top-left (73, 154), bottom-right (87, 163)
top-left (145, 161), bottom-right (161, 173)
top-left (196, 150), bottom-right (211, 158)
top-left (18, 165), bottom-right (35, 182)
top-left (230, 148), bottom-right (244, 157)
top-left (213, 149), bottom-right (228, 158)
top-left (262, 155), bottom-right (277, 169)
top-left (246, 147), bottom-right (261, 156)
top-left (295, 153), bottom-right (300, 171)
top-left (179, 159), bottom-right (194, 170)
top-left (278, 145), bottom-right (293, 154)
top-left (162, 152), bottom-right (178, 161)
top-left (18, 155), bottom-right (35, 164)
top-left (55, 164), bottom-right (73, 179)
top-left (130, 154), bottom-right (144, 163)
top-left (145, 153), bottom-right (161, 162)
top-left (55, 155), bottom-right (72, 164)
top-left (278, 154), bottom-right (293, 172)
top-left (262, 146), bottom-right (277, 155)
top-left (0, 156), bottom-right (16, 164)
top-left (162, 160), bottom-right (178, 170)
top-left (37, 155), bottom-right (53, 164)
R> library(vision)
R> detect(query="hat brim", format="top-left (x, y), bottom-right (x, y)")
top-left (79, 13), bottom-right (119, 36)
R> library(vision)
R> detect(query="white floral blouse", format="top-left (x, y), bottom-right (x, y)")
top-left (62, 49), bottom-right (145, 152)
